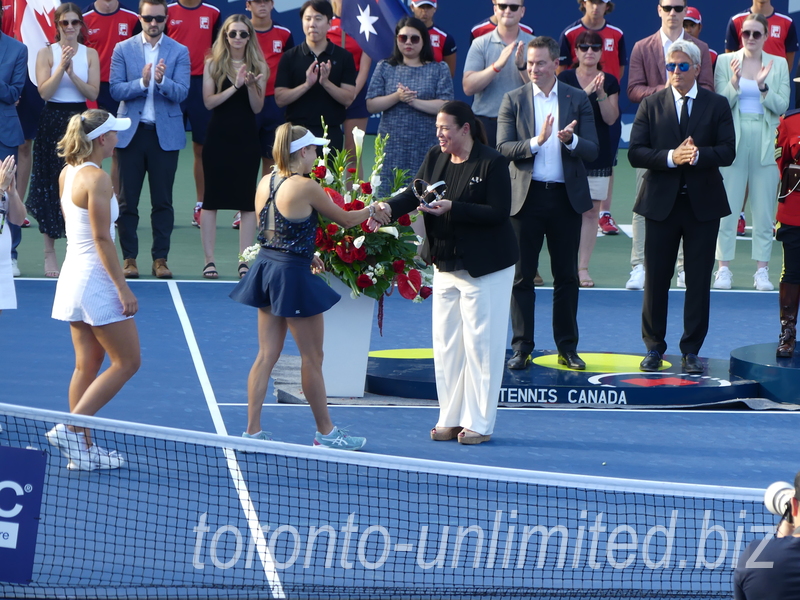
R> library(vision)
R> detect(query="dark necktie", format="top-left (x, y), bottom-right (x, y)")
top-left (679, 96), bottom-right (690, 139)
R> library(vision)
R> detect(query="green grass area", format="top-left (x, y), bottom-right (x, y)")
top-left (14, 137), bottom-right (783, 289)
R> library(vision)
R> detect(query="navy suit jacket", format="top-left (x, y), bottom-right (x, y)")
top-left (0, 33), bottom-right (28, 148)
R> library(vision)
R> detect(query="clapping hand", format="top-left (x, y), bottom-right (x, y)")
top-left (0, 155), bottom-right (16, 192)
top-left (397, 83), bottom-right (417, 103)
top-left (583, 72), bottom-right (605, 96)
top-left (673, 136), bottom-right (698, 166)
top-left (318, 60), bottom-right (332, 85)
top-left (557, 119), bottom-right (578, 145)
top-left (305, 60), bottom-right (320, 87)
top-left (419, 199), bottom-right (452, 215)
top-left (154, 58), bottom-right (166, 84)
top-left (756, 60), bottom-right (773, 92)
top-left (537, 113), bottom-right (554, 146)
top-left (60, 45), bottom-right (75, 74)
top-left (235, 64), bottom-right (247, 89)
top-left (730, 57), bottom-right (742, 90)
top-left (244, 70), bottom-right (264, 88)
top-left (142, 63), bottom-right (152, 87)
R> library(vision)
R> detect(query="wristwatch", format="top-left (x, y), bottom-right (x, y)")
top-left (517, 63), bottom-right (526, 71)
top-left (759, 83), bottom-right (769, 93)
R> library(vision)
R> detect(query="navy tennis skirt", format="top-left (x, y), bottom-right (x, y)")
top-left (229, 248), bottom-right (341, 317)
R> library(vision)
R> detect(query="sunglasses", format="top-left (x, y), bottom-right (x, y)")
top-left (494, 3), bottom-right (522, 12)
top-left (227, 30), bottom-right (250, 39)
top-left (59, 19), bottom-right (81, 28)
top-left (397, 34), bottom-right (422, 44)
top-left (665, 62), bottom-right (691, 72)
top-left (741, 30), bottom-right (764, 40)
top-left (577, 43), bottom-right (602, 52)
top-left (660, 5), bottom-right (685, 12)
top-left (140, 14), bottom-right (166, 23)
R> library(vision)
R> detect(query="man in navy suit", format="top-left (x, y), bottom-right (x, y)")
top-left (0, 9), bottom-right (27, 277)
top-left (497, 36), bottom-right (598, 371)
top-left (628, 39), bottom-right (735, 374)
top-left (110, 0), bottom-right (189, 279)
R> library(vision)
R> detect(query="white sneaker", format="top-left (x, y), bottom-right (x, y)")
top-left (67, 445), bottom-right (125, 471)
top-left (677, 270), bottom-right (686, 289)
top-left (713, 267), bottom-right (732, 290)
top-left (754, 267), bottom-right (774, 291)
top-left (46, 424), bottom-right (89, 463)
top-left (625, 265), bottom-right (645, 290)
top-left (11, 258), bottom-right (20, 277)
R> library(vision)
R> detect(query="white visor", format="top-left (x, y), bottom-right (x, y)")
top-left (87, 114), bottom-right (132, 140)
top-left (289, 131), bottom-right (329, 154)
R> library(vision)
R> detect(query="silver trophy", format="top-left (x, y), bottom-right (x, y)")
top-left (412, 179), bottom-right (447, 207)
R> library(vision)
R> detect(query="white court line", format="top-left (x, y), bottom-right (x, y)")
top-left (168, 281), bottom-right (285, 599)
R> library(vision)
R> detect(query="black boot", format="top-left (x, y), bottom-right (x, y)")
top-left (777, 282), bottom-right (800, 358)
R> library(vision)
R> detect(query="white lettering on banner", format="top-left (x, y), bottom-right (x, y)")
top-left (500, 388), bottom-right (558, 403)
top-left (0, 521), bottom-right (19, 549)
top-left (0, 480), bottom-right (24, 519)
top-left (568, 389), bottom-right (627, 404)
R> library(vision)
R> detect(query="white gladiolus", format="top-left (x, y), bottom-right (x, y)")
top-left (378, 226), bottom-right (399, 238)
top-left (353, 183), bottom-right (361, 192)
top-left (322, 146), bottom-right (331, 156)
top-left (354, 235), bottom-right (365, 249)
top-left (370, 175), bottom-right (381, 189)
top-left (325, 170), bottom-right (334, 184)
top-left (344, 192), bottom-right (352, 203)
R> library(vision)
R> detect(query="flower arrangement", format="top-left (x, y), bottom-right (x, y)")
top-left (310, 121), bottom-right (432, 308)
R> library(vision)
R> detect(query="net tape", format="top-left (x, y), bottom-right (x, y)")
top-left (0, 402), bottom-right (774, 600)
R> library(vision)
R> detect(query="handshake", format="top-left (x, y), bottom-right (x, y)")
top-left (367, 202), bottom-right (392, 231)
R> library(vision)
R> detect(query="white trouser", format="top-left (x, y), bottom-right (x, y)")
top-left (717, 113), bottom-right (779, 263)
top-left (432, 265), bottom-right (514, 436)
top-left (632, 168), bottom-right (685, 270)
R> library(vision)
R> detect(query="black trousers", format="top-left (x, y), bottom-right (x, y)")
top-left (642, 193), bottom-right (719, 355)
top-left (117, 124), bottom-right (179, 261)
top-left (510, 181), bottom-right (582, 354)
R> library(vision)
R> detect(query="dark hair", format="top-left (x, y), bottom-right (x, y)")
top-left (139, 0), bottom-right (168, 14)
top-left (54, 3), bottom-right (87, 44)
top-left (527, 36), bottom-right (560, 62)
top-left (438, 101), bottom-right (487, 145)
top-left (578, 0), bottom-right (614, 14)
top-left (299, 0), bottom-right (333, 21)
top-left (572, 30), bottom-right (604, 70)
top-left (387, 16), bottom-right (434, 65)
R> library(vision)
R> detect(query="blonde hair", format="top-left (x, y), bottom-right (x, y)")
top-left (207, 15), bottom-right (268, 93)
top-left (273, 123), bottom-right (310, 176)
top-left (57, 109), bottom-right (110, 166)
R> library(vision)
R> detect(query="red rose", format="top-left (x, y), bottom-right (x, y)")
top-left (354, 246), bottom-right (367, 261)
top-left (326, 223), bottom-right (339, 235)
top-left (397, 214), bottom-right (412, 227)
top-left (396, 269), bottom-right (422, 300)
top-left (315, 227), bottom-right (324, 247)
top-left (347, 168), bottom-right (357, 174)
top-left (420, 286), bottom-right (432, 299)
top-left (350, 199), bottom-right (365, 211)
top-left (324, 187), bottom-right (345, 208)
top-left (392, 259), bottom-right (406, 274)
top-left (312, 166), bottom-right (327, 179)
top-left (360, 182), bottom-right (372, 195)
top-left (360, 221), bottom-right (372, 233)
top-left (356, 274), bottom-right (374, 288)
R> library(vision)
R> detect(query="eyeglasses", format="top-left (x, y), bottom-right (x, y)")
top-left (665, 62), bottom-right (691, 72)
top-left (741, 30), bottom-right (764, 40)
top-left (397, 34), bottom-right (421, 44)
top-left (660, 5), bottom-right (685, 12)
top-left (140, 14), bottom-right (166, 23)
top-left (59, 19), bottom-right (81, 28)
top-left (494, 3), bottom-right (522, 12)
top-left (228, 30), bottom-right (250, 39)
top-left (577, 43), bottom-right (602, 52)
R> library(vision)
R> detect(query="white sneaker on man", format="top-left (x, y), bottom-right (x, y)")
top-left (754, 267), bottom-right (774, 291)
top-left (625, 265), bottom-right (645, 290)
top-left (713, 266), bottom-right (732, 290)
top-left (11, 258), bottom-right (20, 277)
top-left (676, 270), bottom-right (686, 289)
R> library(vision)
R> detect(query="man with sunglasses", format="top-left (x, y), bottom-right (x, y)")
top-left (110, 0), bottom-right (190, 279)
top-left (463, 0), bottom-right (533, 148)
top-left (625, 0), bottom-right (714, 292)
top-left (725, 1), bottom-right (796, 73)
top-left (469, 1), bottom-right (533, 44)
top-left (628, 39), bottom-right (735, 374)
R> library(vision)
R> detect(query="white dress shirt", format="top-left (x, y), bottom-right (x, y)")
top-left (139, 33), bottom-right (162, 124)
top-left (528, 81), bottom-right (579, 183)
top-left (667, 80), bottom-right (699, 168)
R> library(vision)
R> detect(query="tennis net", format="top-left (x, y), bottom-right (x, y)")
top-left (0, 402), bottom-right (774, 599)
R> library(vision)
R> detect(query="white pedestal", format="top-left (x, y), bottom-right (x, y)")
top-left (321, 276), bottom-right (376, 397)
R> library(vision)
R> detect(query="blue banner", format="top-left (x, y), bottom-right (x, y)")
top-left (341, 0), bottom-right (410, 62)
top-left (0, 446), bottom-right (46, 585)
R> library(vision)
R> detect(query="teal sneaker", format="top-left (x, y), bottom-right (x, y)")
top-left (313, 426), bottom-right (366, 451)
top-left (242, 431), bottom-right (272, 441)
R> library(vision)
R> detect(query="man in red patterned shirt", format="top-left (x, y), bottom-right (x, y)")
top-left (166, 0), bottom-right (220, 226)
top-left (410, 0), bottom-right (457, 77)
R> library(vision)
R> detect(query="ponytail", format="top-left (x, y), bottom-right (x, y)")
top-left (273, 123), bottom-right (310, 176)
top-left (57, 109), bottom-right (110, 166)
top-left (439, 100), bottom-right (487, 145)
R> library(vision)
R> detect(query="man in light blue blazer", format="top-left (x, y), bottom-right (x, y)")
top-left (0, 12), bottom-right (28, 277)
top-left (110, 0), bottom-right (189, 279)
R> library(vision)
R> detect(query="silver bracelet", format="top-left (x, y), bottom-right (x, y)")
top-left (368, 204), bottom-right (375, 218)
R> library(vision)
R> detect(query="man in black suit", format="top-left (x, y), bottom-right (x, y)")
top-left (497, 36), bottom-right (598, 371)
top-left (628, 39), bottom-right (735, 374)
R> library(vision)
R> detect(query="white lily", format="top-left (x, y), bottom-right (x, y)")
top-left (324, 170), bottom-right (334, 184)
top-left (378, 226), bottom-right (399, 238)
top-left (352, 127), bottom-right (365, 154)
top-left (322, 146), bottom-right (331, 156)
top-left (353, 183), bottom-right (361, 192)
top-left (370, 175), bottom-right (381, 190)
top-left (354, 235), bottom-right (365, 249)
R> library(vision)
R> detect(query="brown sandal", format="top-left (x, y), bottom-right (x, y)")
top-left (430, 426), bottom-right (462, 441)
top-left (457, 429), bottom-right (491, 445)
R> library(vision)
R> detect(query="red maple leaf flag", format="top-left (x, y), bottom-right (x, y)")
top-left (14, 0), bottom-right (59, 83)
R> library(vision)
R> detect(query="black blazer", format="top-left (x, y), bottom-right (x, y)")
top-left (628, 86), bottom-right (736, 222)
top-left (388, 142), bottom-right (519, 279)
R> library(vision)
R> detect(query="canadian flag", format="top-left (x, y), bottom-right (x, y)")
top-left (13, 0), bottom-right (59, 83)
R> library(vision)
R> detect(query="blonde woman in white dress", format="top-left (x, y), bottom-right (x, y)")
top-left (0, 156), bottom-right (26, 313)
top-left (46, 109), bottom-right (140, 471)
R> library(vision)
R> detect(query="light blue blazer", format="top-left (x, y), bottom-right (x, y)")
top-left (109, 33), bottom-right (190, 151)
top-left (714, 49), bottom-right (790, 166)
top-left (0, 33), bottom-right (28, 148)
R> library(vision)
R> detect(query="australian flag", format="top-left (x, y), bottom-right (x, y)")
top-left (341, 0), bottom-right (410, 62)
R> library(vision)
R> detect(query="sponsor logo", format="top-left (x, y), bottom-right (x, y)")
top-left (88, 27), bottom-right (101, 35)
top-left (431, 36), bottom-right (440, 48)
top-left (272, 40), bottom-right (283, 53)
top-left (170, 18), bottom-right (182, 26)
top-left (200, 16), bottom-right (209, 29)
top-left (771, 24), bottom-right (781, 39)
top-left (604, 38), bottom-right (614, 52)
top-left (0, 480), bottom-right (29, 550)
top-left (119, 22), bottom-right (128, 36)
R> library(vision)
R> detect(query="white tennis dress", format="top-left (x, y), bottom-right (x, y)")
top-left (0, 192), bottom-right (16, 310)
top-left (52, 162), bottom-right (129, 326)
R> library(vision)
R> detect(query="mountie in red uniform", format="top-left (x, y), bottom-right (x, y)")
top-left (166, 1), bottom-right (220, 76)
top-left (255, 23), bottom-right (293, 97)
top-left (83, 3), bottom-right (139, 82)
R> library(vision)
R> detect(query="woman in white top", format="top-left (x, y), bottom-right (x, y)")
top-left (0, 156), bottom-right (27, 313)
top-left (28, 2), bottom-right (99, 278)
top-left (714, 13), bottom-right (790, 291)
top-left (46, 109), bottom-right (139, 472)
